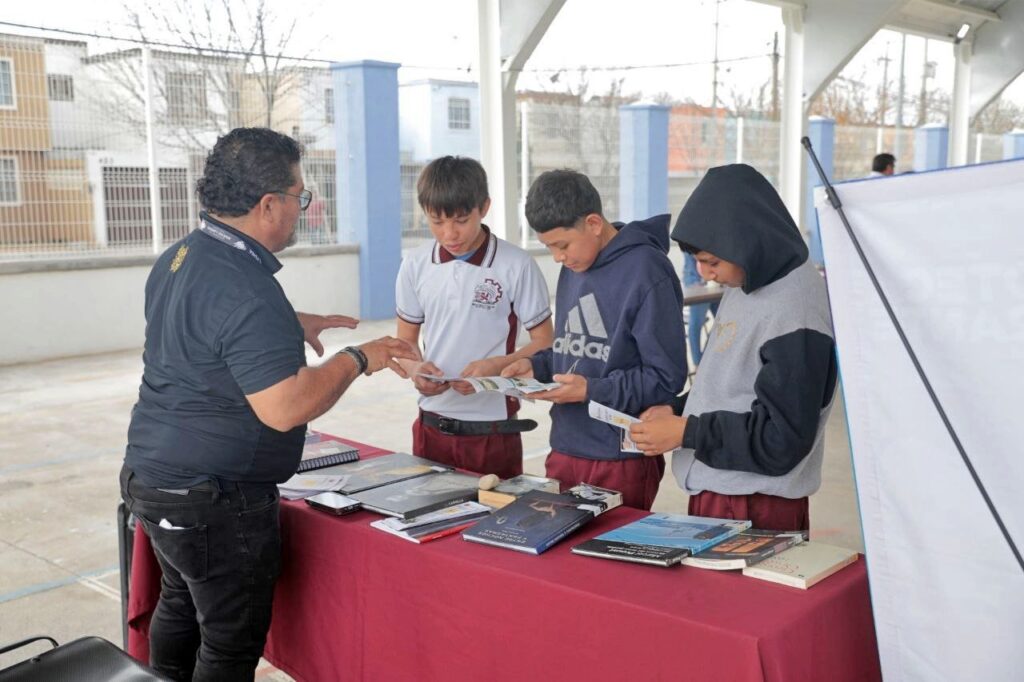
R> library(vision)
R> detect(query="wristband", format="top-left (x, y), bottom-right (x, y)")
top-left (337, 346), bottom-right (369, 376)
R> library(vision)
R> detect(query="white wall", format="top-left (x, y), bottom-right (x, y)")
top-left (0, 247), bottom-right (359, 365)
top-left (1, 245), bottom-right (683, 365)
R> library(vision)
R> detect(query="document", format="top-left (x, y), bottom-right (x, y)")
top-left (588, 401), bottom-right (643, 453)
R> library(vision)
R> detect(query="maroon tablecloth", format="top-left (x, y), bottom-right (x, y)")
top-left (127, 439), bottom-right (881, 682)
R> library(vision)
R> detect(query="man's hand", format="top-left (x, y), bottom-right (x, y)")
top-left (630, 414), bottom-right (688, 457)
top-left (639, 404), bottom-right (674, 421)
top-left (297, 312), bottom-right (359, 356)
top-left (358, 337), bottom-right (419, 377)
top-left (460, 357), bottom-right (508, 379)
top-left (500, 358), bottom-right (534, 379)
top-left (530, 373), bottom-right (587, 404)
top-left (411, 361), bottom-right (451, 396)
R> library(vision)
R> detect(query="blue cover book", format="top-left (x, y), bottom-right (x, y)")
top-left (462, 490), bottom-right (600, 555)
top-left (592, 514), bottom-right (751, 555)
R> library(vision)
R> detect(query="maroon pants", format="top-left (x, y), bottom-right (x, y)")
top-left (688, 491), bottom-right (810, 532)
top-left (412, 415), bottom-right (523, 479)
top-left (545, 450), bottom-right (665, 511)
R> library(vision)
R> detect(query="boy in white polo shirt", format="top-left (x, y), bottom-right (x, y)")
top-left (395, 156), bottom-right (553, 478)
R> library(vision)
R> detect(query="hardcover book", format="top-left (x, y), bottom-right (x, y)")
top-left (478, 475), bottom-right (561, 509)
top-left (332, 453), bottom-right (449, 495)
top-left (296, 439), bottom-right (360, 473)
top-left (571, 514), bottom-right (751, 567)
top-left (462, 489), bottom-right (613, 555)
top-left (680, 529), bottom-right (805, 570)
top-left (741, 542), bottom-right (858, 589)
top-left (351, 471), bottom-right (482, 519)
top-left (370, 502), bottom-right (493, 543)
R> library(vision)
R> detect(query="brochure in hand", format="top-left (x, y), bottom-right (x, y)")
top-left (416, 373), bottom-right (559, 399)
top-left (351, 471), bottom-right (482, 519)
top-left (463, 486), bottom-right (621, 555)
top-left (571, 514), bottom-right (751, 567)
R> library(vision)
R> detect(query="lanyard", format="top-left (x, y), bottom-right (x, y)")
top-left (197, 218), bottom-right (263, 265)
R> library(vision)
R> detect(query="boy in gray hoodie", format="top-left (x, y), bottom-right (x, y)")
top-left (630, 164), bottom-right (838, 531)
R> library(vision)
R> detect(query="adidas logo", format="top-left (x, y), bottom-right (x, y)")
top-left (553, 293), bottom-right (611, 362)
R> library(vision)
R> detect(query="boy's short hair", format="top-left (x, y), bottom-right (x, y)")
top-left (525, 169), bottom-right (603, 233)
top-left (417, 156), bottom-right (489, 216)
top-left (872, 153), bottom-right (896, 173)
top-left (677, 241), bottom-right (701, 255)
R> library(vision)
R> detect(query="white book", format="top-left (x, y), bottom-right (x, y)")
top-left (742, 541), bottom-right (858, 589)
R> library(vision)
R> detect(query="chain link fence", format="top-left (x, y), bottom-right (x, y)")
top-left (0, 30), bottom-right (336, 261)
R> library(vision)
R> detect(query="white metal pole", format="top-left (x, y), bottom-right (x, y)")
top-left (876, 126), bottom-right (884, 154)
top-left (949, 40), bottom-right (972, 167)
top-left (975, 132), bottom-right (983, 164)
top-left (779, 7), bottom-right (805, 225)
top-left (478, 0), bottom-right (508, 241)
top-left (142, 47), bottom-right (163, 254)
top-left (519, 99), bottom-right (530, 247)
top-left (735, 116), bottom-right (745, 164)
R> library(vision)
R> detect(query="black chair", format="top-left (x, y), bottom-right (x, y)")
top-left (0, 636), bottom-right (169, 681)
top-left (117, 501), bottom-right (136, 649)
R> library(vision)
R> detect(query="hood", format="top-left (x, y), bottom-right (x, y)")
top-left (670, 164), bottom-right (807, 293)
top-left (591, 214), bottom-right (671, 270)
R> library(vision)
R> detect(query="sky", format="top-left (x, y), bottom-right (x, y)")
top-left (1, 0), bottom-right (1021, 115)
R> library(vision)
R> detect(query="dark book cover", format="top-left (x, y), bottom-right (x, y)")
top-left (462, 490), bottom-right (597, 555)
top-left (571, 539), bottom-right (691, 567)
top-left (296, 439), bottom-right (360, 473)
top-left (682, 529), bottom-right (805, 570)
top-left (333, 453), bottom-right (449, 494)
top-left (351, 471), bottom-right (482, 519)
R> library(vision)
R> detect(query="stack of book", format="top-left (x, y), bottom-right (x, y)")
top-left (462, 483), bottom-right (622, 555)
top-left (297, 436), bottom-right (360, 472)
top-left (477, 474), bottom-right (560, 509)
top-left (572, 514), bottom-right (752, 567)
top-left (680, 529), bottom-right (805, 570)
top-left (350, 470), bottom-right (482, 519)
top-left (370, 502), bottom-right (493, 544)
top-left (331, 453), bottom-right (449, 495)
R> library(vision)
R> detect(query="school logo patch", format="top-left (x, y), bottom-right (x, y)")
top-left (169, 245), bottom-right (188, 272)
top-left (472, 278), bottom-right (504, 310)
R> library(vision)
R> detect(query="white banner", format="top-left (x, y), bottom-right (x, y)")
top-left (816, 160), bottom-right (1024, 682)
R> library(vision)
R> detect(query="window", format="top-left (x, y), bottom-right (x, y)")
top-left (448, 97), bottom-right (470, 130)
top-left (0, 59), bottom-right (15, 108)
top-left (166, 72), bottom-right (208, 123)
top-left (324, 88), bottom-right (334, 124)
top-left (0, 157), bottom-right (21, 205)
top-left (47, 74), bottom-right (74, 102)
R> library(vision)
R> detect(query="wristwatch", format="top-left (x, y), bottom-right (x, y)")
top-left (337, 346), bottom-right (369, 376)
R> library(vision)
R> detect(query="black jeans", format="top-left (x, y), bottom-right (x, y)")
top-left (120, 465), bottom-right (282, 682)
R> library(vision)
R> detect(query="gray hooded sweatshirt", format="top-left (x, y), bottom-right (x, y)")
top-left (670, 164), bottom-right (838, 499)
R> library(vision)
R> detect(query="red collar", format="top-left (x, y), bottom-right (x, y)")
top-left (434, 225), bottom-right (494, 266)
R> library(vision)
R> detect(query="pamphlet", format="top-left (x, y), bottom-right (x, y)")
top-left (587, 401), bottom-right (643, 453)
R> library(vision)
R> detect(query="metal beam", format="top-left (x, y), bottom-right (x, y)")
top-left (970, 0), bottom-right (1024, 119)
top-left (780, 6), bottom-right (806, 223)
top-left (949, 39), bottom-right (972, 166)
top-left (912, 0), bottom-right (1001, 24)
top-left (477, 0), bottom-right (566, 243)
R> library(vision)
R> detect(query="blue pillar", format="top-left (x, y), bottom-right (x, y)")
top-left (805, 116), bottom-right (835, 268)
top-left (332, 60), bottom-right (401, 320)
top-left (618, 104), bottom-right (670, 223)
top-left (1002, 130), bottom-right (1024, 160)
top-left (914, 125), bottom-right (949, 171)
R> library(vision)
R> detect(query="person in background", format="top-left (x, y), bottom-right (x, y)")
top-left (869, 153), bottom-right (896, 177)
top-left (682, 251), bottom-right (719, 369)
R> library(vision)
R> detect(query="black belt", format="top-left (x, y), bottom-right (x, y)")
top-left (421, 411), bottom-right (537, 436)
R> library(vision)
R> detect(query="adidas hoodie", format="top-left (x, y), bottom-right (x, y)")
top-left (670, 164), bottom-right (838, 499)
top-left (530, 215), bottom-right (687, 462)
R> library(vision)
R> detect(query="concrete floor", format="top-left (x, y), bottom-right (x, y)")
top-left (0, 318), bottom-right (864, 676)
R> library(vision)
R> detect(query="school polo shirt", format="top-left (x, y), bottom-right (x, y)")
top-left (124, 214), bottom-right (307, 488)
top-left (396, 227), bottom-right (552, 422)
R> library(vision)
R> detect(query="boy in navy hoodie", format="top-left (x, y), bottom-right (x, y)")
top-left (502, 170), bottom-right (687, 509)
top-left (629, 164), bottom-right (838, 531)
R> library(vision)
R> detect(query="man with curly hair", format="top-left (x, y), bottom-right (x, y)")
top-left (120, 127), bottom-right (416, 681)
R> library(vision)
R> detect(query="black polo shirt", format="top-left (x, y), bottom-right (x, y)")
top-left (125, 213), bottom-right (306, 488)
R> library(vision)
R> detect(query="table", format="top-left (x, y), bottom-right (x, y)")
top-left (683, 285), bottom-right (724, 306)
top-left (127, 439), bottom-right (881, 682)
